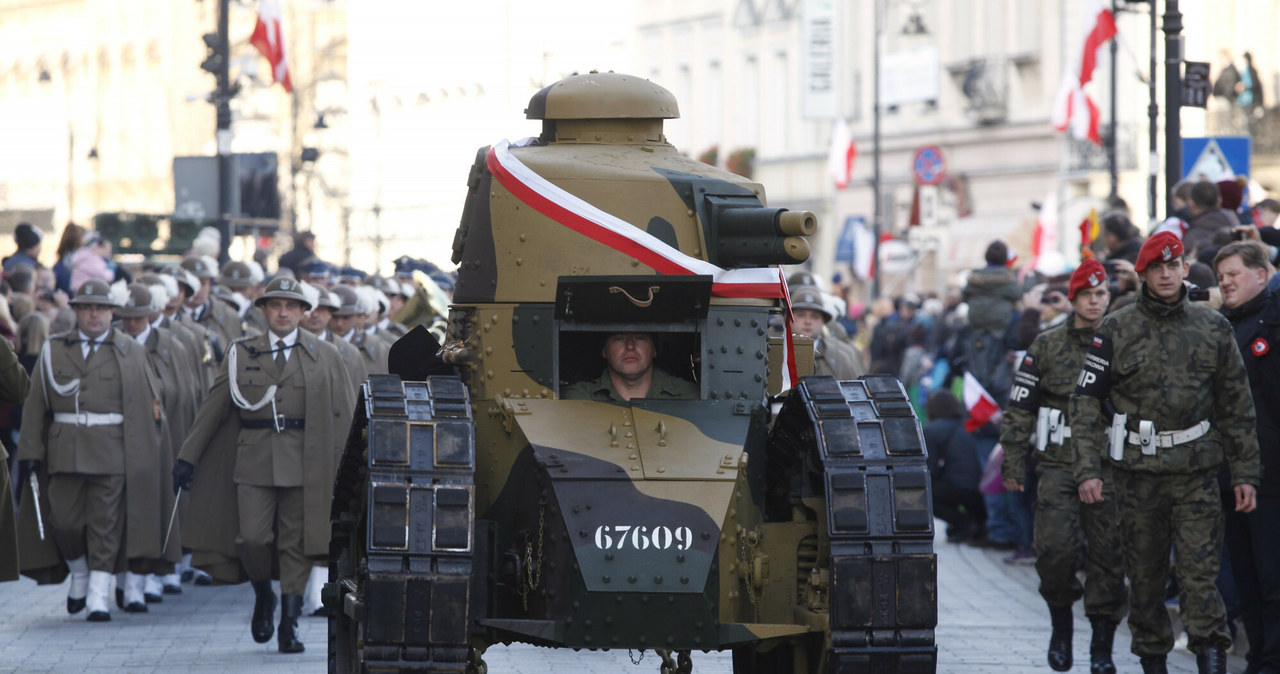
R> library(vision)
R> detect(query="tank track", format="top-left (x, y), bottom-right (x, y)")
top-left (328, 374), bottom-right (476, 674)
top-left (766, 375), bottom-right (937, 673)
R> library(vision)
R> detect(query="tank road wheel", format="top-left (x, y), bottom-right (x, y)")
top-left (757, 375), bottom-right (938, 674)
top-left (327, 374), bottom-right (477, 674)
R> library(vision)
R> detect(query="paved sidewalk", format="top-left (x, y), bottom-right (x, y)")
top-left (0, 524), bottom-right (1242, 672)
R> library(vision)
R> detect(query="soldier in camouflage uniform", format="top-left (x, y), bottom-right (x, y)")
top-left (1070, 232), bottom-right (1261, 674)
top-left (1001, 259), bottom-right (1127, 673)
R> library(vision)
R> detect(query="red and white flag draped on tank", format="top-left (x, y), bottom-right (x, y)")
top-left (1051, 0), bottom-right (1116, 145)
top-left (250, 0), bottom-right (292, 93)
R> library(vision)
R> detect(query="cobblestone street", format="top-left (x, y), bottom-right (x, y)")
top-left (0, 525), bottom-right (1236, 673)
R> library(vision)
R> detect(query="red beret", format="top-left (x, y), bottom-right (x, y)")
top-left (1068, 259), bottom-right (1107, 300)
top-left (1134, 231), bottom-right (1185, 273)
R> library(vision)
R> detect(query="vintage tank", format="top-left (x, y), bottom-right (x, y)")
top-left (327, 71), bottom-right (937, 674)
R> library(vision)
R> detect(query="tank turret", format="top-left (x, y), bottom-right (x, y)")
top-left (328, 72), bottom-right (937, 674)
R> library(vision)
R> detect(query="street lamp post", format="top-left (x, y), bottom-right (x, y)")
top-left (1163, 1), bottom-right (1183, 216)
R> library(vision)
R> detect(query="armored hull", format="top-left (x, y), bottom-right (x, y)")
top-left (327, 72), bottom-right (936, 673)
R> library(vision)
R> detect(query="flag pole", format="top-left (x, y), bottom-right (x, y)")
top-left (1107, 0), bottom-right (1119, 200)
top-left (871, 0), bottom-right (883, 301)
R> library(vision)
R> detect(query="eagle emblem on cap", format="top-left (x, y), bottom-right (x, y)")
top-left (1088, 272), bottom-right (1101, 287)
top-left (281, 279), bottom-right (293, 290)
top-left (1161, 246), bottom-right (1172, 261)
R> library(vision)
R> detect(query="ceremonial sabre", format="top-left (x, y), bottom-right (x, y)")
top-left (28, 473), bottom-right (45, 540)
top-left (162, 492), bottom-right (182, 554)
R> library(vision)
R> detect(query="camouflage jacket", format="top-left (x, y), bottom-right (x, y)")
top-left (1000, 320), bottom-right (1093, 478)
top-left (1069, 285), bottom-right (1260, 485)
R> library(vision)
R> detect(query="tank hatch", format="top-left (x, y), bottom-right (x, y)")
top-left (526, 71), bottom-right (679, 120)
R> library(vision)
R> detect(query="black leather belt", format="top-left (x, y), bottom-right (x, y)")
top-left (242, 417), bottom-right (306, 430)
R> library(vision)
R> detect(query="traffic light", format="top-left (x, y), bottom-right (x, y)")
top-left (200, 32), bottom-right (224, 76)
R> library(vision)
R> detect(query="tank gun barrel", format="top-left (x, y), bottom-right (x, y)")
top-left (711, 206), bottom-right (816, 267)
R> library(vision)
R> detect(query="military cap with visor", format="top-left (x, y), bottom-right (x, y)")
top-left (115, 284), bottom-right (157, 318)
top-left (790, 285), bottom-right (833, 322)
top-left (70, 279), bottom-right (122, 307)
top-left (181, 255), bottom-right (219, 280)
top-left (255, 276), bottom-right (313, 311)
top-left (218, 261), bottom-right (253, 289)
top-left (328, 284), bottom-right (361, 317)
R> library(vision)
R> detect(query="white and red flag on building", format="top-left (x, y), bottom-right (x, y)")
top-left (250, 0), bottom-right (292, 93)
top-left (1031, 189), bottom-right (1058, 271)
top-left (962, 371), bottom-right (1002, 432)
top-left (1050, 0), bottom-right (1116, 145)
top-left (827, 118), bottom-right (856, 189)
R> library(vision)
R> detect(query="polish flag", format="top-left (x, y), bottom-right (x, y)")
top-left (250, 0), bottom-right (292, 93)
top-left (963, 371), bottom-right (1001, 432)
top-left (827, 118), bottom-right (857, 189)
top-left (1031, 189), bottom-right (1058, 270)
top-left (1050, 0), bottom-right (1116, 145)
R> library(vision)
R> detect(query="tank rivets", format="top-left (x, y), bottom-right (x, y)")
top-left (604, 553), bottom-right (613, 561)
top-left (710, 392), bottom-right (718, 400)
top-left (701, 532), bottom-right (711, 540)
top-left (519, 234), bottom-right (526, 242)
top-left (572, 601), bottom-right (581, 609)
top-left (694, 637), bottom-right (702, 645)
top-left (629, 454), bottom-right (637, 460)
top-left (734, 319), bottom-right (742, 327)
top-left (750, 319), bottom-right (759, 327)
top-left (585, 504), bottom-right (591, 510)
top-left (627, 576), bottom-right (637, 584)
top-left (707, 348), bottom-right (714, 355)
top-left (666, 636), bottom-right (675, 644)
top-left (737, 346), bottom-right (744, 354)
top-left (605, 617), bottom-right (613, 625)
top-left (625, 431), bottom-right (633, 438)
top-left (754, 375), bottom-right (763, 383)
top-left (515, 258), bottom-right (523, 266)
top-left (682, 577), bottom-right (690, 585)
top-left (687, 209), bottom-right (694, 217)
top-left (616, 596), bottom-right (624, 603)
top-left (583, 636), bottom-right (592, 644)
top-left (656, 467), bottom-right (665, 473)
top-left (716, 318), bottom-right (725, 326)
top-left (631, 259), bottom-right (640, 267)
top-left (676, 554), bottom-right (685, 562)
top-left (654, 576), bottom-right (663, 584)
top-left (720, 346), bottom-right (728, 353)
top-left (578, 529), bottom-right (586, 537)
top-left (716, 469), bottom-right (725, 474)
top-left (755, 351), bottom-right (764, 359)
top-left (486, 346), bottom-right (493, 354)
top-left (757, 328), bottom-right (765, 336)
top-left (487, 370), bottom-right (495, 378)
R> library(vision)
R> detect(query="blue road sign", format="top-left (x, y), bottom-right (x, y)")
top-left (1182, 136), bottom-right (1251, 180)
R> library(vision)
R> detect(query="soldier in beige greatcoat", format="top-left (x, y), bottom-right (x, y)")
top-left (175, 276), bottom-right (354, 653)
top-left (16, 279), bottom-right (176, 621)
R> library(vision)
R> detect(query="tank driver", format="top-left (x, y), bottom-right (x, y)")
top-left (560, 332), bottom-right (697, 402)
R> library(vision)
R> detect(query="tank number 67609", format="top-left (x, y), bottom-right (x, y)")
top-left (593, 525), bottom-right (693, 551)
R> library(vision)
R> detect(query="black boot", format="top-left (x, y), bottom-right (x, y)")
top-left (1195, 646), bottom-right (1227, 674)
top-left (1089, 617), bottom-right (1118, 674)
top-left (1048, 604), bottom-right (1073, 671)
top-left (278, 593), bottom-right (305, 653)
top-left (250, 580), bottom-right (277, 644)
top-left (1140, 655), bottom-right (1168, 674)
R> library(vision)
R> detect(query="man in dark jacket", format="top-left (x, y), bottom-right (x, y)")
top-left (923, 390), bottom-right (985, 543)
top-left (1185, 181), bottom-right (1240, 257)
top-left (1214, 240), bottom-right (1280, 674)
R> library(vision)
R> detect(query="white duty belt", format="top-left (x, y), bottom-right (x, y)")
top-left (1035, 407), bottom-right (1071, 452)
top-left (52, 412), bottom-right (123, 427)
top-left (1127, 419), bottom-right (1210, 455)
